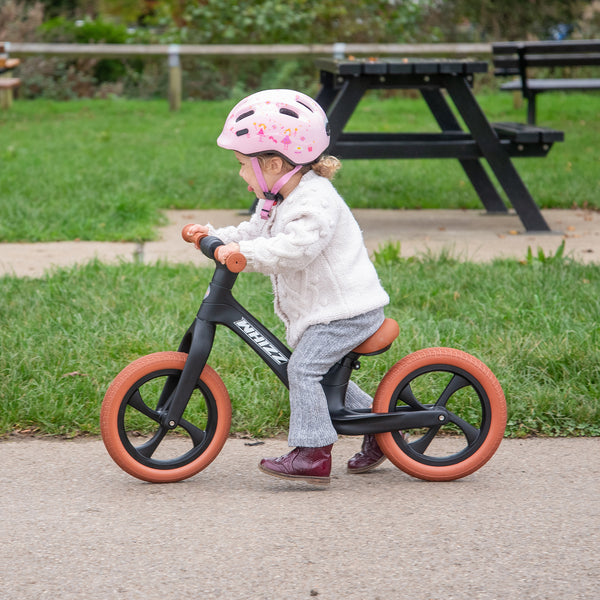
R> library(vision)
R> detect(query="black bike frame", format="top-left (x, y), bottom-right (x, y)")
top-left (162, 237), bottom-right (449, 435)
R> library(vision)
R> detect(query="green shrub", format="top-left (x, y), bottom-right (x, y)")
top-left (33, 17), bottom-right (136, 90)
top-left (20, 0), bottom-right (441, 100)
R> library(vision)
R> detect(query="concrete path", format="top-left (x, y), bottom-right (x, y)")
top-left (1, 209), bottom-right (599, 599)
top-left (0, 436), bottom-right (598, 599)
top-left (1, 208), bottom-right (599, 278)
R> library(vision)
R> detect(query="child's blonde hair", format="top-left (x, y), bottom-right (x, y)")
top-left (309, 155), bottom-right (342, 180)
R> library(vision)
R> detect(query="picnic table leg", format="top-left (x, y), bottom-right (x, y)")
top-left (315, 72), bottom-right (340, 113)
top-left (421, 88), bottom-right (508, 214)
top-left (317, 76), bottom-right (368, 147)
top-left (444, 75), bottom-right (551, 232)
top-left (527, 93), bottom-right (537, 125)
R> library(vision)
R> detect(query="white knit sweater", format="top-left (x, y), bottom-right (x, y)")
top-left (209, 170), bottom-right (389, 348)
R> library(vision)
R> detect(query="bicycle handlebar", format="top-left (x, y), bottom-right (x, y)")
top-left (181, 224), bottom-right (247, 273)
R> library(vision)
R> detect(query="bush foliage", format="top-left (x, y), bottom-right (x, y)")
top-left (5, 0), bottom-right (600, 100)
top-left (10, 0), bottom-right (440, 100)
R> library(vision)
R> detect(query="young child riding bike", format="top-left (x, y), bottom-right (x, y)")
top-left (186, 89), bottom-right (390, 485)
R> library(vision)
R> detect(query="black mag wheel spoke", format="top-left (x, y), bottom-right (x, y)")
top-left (436, 373), bottom-right (470, 408)
top-left (408, 425), bottom-right (441, 454)
top-left (446, 412), bottom-right (481, 444)
top-left (398, 382), bottom-right (426, 410)
top-left (134, 418), bottom-right (205, 460)
top-left (401, 371), bottom-right (481, 455)
top-left (436, 374), bottom-right (482, 444)
top-left (127, 388), bottom-right (172, 459)
top-left (128, 389), bottom-right (162, 423)
top-left (136, 427), bottom-right (169, 458)
top-left (179, 418), bottom-right (207, 447)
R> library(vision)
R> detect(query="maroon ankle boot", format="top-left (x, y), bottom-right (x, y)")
top-left (259, 445), bottom-right (333, 485)
top-left (347, 434), bottom-right (386, 474)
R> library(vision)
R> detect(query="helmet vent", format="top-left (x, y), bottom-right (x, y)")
top-left (279, 107), bottom-right (299, 118)
top-left (236, 110), bottom-right (254, 122)
top-left (296, 100), bottom-right (314, 112)
top-left (236, 128), bottom-right (249, 137)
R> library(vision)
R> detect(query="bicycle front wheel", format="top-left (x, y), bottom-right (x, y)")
top-left (373, 347), bottom-right (506, 481)
top-left (101, 352), bottom-right (231, 483)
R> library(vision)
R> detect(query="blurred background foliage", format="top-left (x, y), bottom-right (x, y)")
top-left (1, 0), bottom-right (600, 100)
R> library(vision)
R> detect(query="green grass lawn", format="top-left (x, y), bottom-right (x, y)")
top-left (1, 94), bottom-right (599, 439)
top-left (1, 254), bottom-right (598, 438)
top-left (1, 93), bottom-right (599, 242)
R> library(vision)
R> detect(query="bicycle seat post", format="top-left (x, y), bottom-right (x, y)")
top-left (322, 354), bottom-right (359, 416)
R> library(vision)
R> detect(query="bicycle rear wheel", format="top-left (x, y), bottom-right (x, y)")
top-left (101, 352), bottom-right (231, 483)
top-left (373, 347), bottom-right (506, 481)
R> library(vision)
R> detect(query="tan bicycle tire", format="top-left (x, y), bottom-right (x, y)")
top-left (101, 352), bottom-right (231, 483)
top-left (373, 347), bottom-right (506, 481)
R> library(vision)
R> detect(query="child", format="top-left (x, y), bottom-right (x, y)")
top-left (187, 89), bottom-right (389, 484)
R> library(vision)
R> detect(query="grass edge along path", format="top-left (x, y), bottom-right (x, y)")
top-left (1, 254), bottom-right (598, 439)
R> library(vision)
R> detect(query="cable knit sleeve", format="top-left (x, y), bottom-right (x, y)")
top-left (207, 210), bottom-right (265, 245)
top-left (238, 191), bottom-right (340, 275)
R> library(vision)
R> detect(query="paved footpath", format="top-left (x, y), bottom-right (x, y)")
top-left (1, 208), bottom-right (600, 277)
top-left (1, 209), bottom-right (599, 599)
top-left (1, 436), bottom-right (598, 599)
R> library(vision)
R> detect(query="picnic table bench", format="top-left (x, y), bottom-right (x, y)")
top-left (316, 57), bottom-right (563, 232)
top-left (492, 39), bottom-right (600, 124)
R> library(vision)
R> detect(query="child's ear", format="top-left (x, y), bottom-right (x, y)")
top-left (265, 156), bottom-right (284, 174)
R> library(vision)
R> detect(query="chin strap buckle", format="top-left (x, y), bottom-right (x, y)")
top-left (260, 192), bottom-right (283, 219)
top-left (251, 157), bottom-right (302, 220)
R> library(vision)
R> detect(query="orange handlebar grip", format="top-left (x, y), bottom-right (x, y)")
top-left (225, 253), bottom-right (247, 273)
top-left (181, 223), bottom-right (207, 249)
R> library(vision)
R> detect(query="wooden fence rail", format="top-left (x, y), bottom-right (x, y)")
top-left (5, 42), bottom-right (492, 58)
top-left (2, 42), bottom-right (493, 110)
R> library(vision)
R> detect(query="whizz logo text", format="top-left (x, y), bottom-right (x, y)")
top-left (234, 318), bottom-right (288, 365)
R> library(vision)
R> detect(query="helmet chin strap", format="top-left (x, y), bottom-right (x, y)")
top-left (251, 157), bottom-right (302, 219)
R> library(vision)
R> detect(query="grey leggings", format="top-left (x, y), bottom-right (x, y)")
top-left (286, 307), bottom-right (385, 447)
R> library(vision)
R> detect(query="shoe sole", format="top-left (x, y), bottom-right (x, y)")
top-left (347, 455), bottom-right (387, 474)
top-left (258, 463), bottom-right (330, 485)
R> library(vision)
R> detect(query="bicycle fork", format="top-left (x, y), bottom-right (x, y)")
top-left (159, 316), bottom-right (215, 430)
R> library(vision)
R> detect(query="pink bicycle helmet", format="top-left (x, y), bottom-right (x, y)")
top-left (217, 89), bottom-right (331, 219)
top-left (217, 89), bottom-right (331, 165)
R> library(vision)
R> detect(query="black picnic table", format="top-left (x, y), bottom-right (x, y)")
top-left (316, 57), bottom-right (561, 232)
